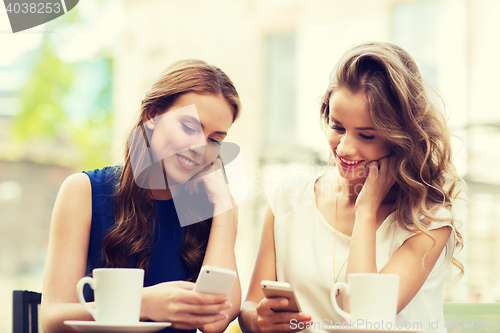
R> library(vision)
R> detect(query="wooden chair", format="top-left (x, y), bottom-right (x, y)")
top-left (13, 290), bottom-right (42, 333)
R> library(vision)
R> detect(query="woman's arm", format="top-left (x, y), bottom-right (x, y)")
top-left (41, 173), bottom-right (94, 332)
top-left (346, 158), bottom-right (453, 314)
top-left (139, 187), bottom-right (238, 331)
top-left (239, 206), bottom-right (312, 333)
top-left (380, 225), bottom-right (451, 312)
top-left (239, 205), bottom-right (277, 333)
top-left (42, 173), bottom-right (231, 332)
top-left (197, 202), bottom-right (241, 333)
top-left (348, 209), bottom-right (451, 313)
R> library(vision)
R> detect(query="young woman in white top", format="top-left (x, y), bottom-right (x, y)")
top-left (239, 42), bottom-right (463, 333)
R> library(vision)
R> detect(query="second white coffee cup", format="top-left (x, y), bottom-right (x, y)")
top-left (76, 268), bottom-right (144, 324)
top-left (331, 273), bottom-right (399, 329)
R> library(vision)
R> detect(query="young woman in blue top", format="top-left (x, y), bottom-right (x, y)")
top-left (41, 60), bottom-right (241, 333)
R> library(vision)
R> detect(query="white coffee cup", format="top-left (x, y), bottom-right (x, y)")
top-left (331, 273), bottom-right (399, 330)
top-left (76, 268), bottom-right (144, 324)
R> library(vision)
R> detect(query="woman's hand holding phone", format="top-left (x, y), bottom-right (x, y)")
top-left (255, 298), bottom-right (312, 333)
top-left (141, 281), bottom-right (230, 330)
top-left (255, 281), bottom-right (313, 332)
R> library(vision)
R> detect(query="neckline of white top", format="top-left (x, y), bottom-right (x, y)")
top-left (310, 174), bottom-right (397, 241)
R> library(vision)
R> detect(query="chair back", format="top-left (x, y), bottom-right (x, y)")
top-left (13, 290), bottom-right (42, 333)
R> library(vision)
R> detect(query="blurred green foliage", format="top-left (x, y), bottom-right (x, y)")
top-left (10, 3), bottom-right (113, 170)
top-left (12, 37), bottom-right (73, 140)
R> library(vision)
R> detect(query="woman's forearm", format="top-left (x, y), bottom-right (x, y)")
top-left (346, 211), bottom-right (378, 275)
top-left (239, 301), bottom-right (261, 333)
top-left (203, 206), bottom-right (237, 268)
top-left (201, 207), bottom-right (240, 332)
top-left (341, 211), bottom-right (378, 316)
top-left (41, 302), bottom-right (94, 333)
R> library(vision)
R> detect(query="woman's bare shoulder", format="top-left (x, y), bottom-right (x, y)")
top-left (58, 172), bottom-right (91, 197)
top-left (63, 172), bottom-right (91, 186)
top-left (53, 173), bottom-right (92, 220)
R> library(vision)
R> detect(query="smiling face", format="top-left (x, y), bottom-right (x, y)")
top-left (145, 92), bottom-right (234, 185)
top-left (327, 87), bottom-right (391, 182)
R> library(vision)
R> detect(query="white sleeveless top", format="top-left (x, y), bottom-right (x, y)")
top-left (266, 174), bottom-right (456, 333)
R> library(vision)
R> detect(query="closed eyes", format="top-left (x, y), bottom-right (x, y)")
top-left (182, 123), bottom-right (222, 145)
top-left (329, 122), bottom-right (376, 141)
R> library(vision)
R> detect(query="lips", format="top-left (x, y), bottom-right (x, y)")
top-left (337, 155), bottom-right (364, 169)
top-left (175, 154), bottom-right (200, 171)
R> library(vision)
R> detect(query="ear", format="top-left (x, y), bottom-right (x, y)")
top-left (145, 108), bottom-right (156, 130)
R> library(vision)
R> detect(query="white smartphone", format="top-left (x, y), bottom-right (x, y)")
top-left (194, 265), bottom-right (237, 295)
top-left (261, 280), bottom-right (302, 313)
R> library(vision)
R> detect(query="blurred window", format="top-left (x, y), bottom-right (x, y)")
top-left (263, 32), bottom-right (296, 146)
top-left (391, 0), bottom-right (438, 86)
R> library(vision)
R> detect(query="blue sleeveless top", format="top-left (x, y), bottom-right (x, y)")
top-left (83, 166), bottom-right (194, 333)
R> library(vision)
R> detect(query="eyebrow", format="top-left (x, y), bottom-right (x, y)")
top-left (330, 116), bottom-right (376, 131)
top-left (182, 115), bottom-right (227, 136)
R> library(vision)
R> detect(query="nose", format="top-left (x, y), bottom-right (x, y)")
top-left (188, 135), bottom-right (222, 163)
top-left (188, 132), bottom-right (208, 156)
top-left (336, 133), bottom-right (357, 157)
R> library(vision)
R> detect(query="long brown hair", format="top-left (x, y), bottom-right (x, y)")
top-left (320, 42), bottom-right (464, 276)
top-left (102, 60), bottom-right (241, 280)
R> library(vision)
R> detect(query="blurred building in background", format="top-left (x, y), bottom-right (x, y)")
top-left (1, 0), bottom-right (500, 330)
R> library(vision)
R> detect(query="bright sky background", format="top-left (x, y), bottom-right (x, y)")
top-left (0, 6), bottom-right (44, 66)
top-left (0, 0), bottom-right (125, 66)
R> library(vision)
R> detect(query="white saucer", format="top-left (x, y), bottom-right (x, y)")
top-left (64, 321), bottom-right (171, 333)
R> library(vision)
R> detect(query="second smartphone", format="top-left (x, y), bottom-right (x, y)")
top-left (261, 280), bottom-right (302, 312)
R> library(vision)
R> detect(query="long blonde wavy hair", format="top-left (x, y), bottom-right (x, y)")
top-left (102, 59), bottom-right (241, 280)
top-left (320, 42), bottom-right (463, 276)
